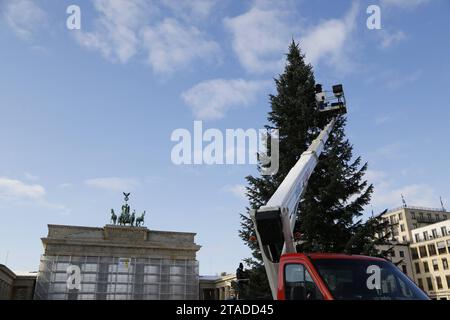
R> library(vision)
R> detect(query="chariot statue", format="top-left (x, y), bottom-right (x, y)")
top-left (110, 193), bottom-right (146, 227)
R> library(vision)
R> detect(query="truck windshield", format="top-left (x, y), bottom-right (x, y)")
top-left (312, 259), bottom-right (429, 300)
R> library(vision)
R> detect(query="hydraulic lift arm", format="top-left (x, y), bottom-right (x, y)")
top-left (250, 84), bottom-right (347, 299)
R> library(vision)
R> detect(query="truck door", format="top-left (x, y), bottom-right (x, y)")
top-left (284, 263), bottom-right (324, 300)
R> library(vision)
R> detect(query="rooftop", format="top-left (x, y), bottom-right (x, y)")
top-left (0, 265), bottom-right (37, 279)
top-left (381, 206), bottom-right (448, 216)
top-left (412, 219), bottom-right (450, 233)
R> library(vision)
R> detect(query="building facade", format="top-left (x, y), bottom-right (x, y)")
top-left (379, 206), bottom-right (450, 299)
top-left (199, 273), bottom-right (237, 300)
top-left (0, 265), bottom-right (37, 300)
top-left (34, 224), bottom-right (201, 300)
top-left (409, 220), bottom-right (450, 300)
top-left (377, 243), bottom-right (415, 280)
top-left (379, 206), bottom-right (450, 244)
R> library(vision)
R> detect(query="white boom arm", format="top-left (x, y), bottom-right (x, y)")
top-left (267, 117), bottom-right (337, 236)
top-left (250, 84), bottom-right (346, 299)
top-left (250, 117), bottom-right (337, 299)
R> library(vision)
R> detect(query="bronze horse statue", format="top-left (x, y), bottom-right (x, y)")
top-left (110, 209), bottom-right (117, 225)
top-left (136, 211), bottom-right (145, 227)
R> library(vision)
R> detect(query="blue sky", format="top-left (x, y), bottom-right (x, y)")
top-left (0, 0), bottom-right (449, 275)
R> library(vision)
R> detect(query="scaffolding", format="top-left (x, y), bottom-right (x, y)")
top-left (34, 255), bottom-right (199, 300)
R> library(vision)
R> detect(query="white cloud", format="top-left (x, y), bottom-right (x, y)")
top-left (0, 177), bottom-right (45, 200)
top-left (224, 1), bottom-right (360, 74)
top-left (74, 0), bottom-right (153, 63)
top-left (3, 0), bottom-right (47, 40)
top-left (0, 177), bottom-right (69, 214)
top-left (379, 30), bottom-right (406, 48)
top-left (141, 18), bottom-right (220, 74)
top-left (366, 170), bottom-right (441, 211)
top-left (85, 177), bottom-right (139, 192)
top-left (161, 0), bottom-right (218, 21)
top-left (74, 0), bottom-right (220, 74)
top-left (381, 0), bottom-right (431, 9)
top-left (182, 79), bottom-right (269, 120)
top-left (223, 184), bottom-right (247, 201)
top-left (300, 1), bottom-right (359, 69)
top-left (224, 5), bottom-right (293, 74)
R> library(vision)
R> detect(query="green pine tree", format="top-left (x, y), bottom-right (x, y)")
top-left (239, 40), bottom-right (317, 299)
top-left (295, 116), bottom-right (384, 255)
top-left (239, 40), bottom-right (390, 299)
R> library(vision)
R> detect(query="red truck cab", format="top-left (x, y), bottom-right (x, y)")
top-left (277, 253), bottom-right (429, 300)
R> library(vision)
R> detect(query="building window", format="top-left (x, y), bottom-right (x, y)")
top-left (402, 236), bottom-right (407, 242)
top-left (53, 273), bottom-right (67, 282)
top-left (447, 240), bottom-right (450, 252)
top-left (442, 226), bottom-right (448, 236)
top-left (391, 251), bottom-right (396, 258)
top-left (423, 261), bottom-right (430, 273)
top-left (55, 263), bottom-right (70, 272)
top-left (399, 213), bottom-right (403, 221)
top-left (81, 283), bottom-right (96, 293)
top-left (427, 213), bottom-right (432, 220)
top-left (436, 277), bottom-right (443, 290)
top-left (399, 250), bottom-right (405, 258)
top-left (144, 265), bottom-right (160, 274)
top-left (417, 278), bottom-right (424, 290)
top-left (415, 234), bottom-right (420, 243)
top-left (401, 265), bottom-right (407, 274)
top-left (411, 212), bottom-right (416, 219)
top-left (428, 244), bottom-right (437, 256)
top-left (82, 264), bottom-right (98, 272)
top-left (442, 258), bottom-right (449, 270)
top-left (82, 273), bottom-right (97, 282)
top-left (437, 241), bottom-right (447, 255)
top-left (400, 224), bottom-right (405, 232)
top-left (426, 277), bottom-right (433, 291)
top-left (415, 262), bottom-right (421, 274)
top-left (423, 231), bottom-right (429, 241)
top-left (50, 283), bottom-right (67, 293)
top-left (419, 212), bottom-right (424, 219)
top-left (411, 247), bottom-right (419, 260)
top-left (419, 246), bottom-right (428, 258)
top-left (432, 259), bottom-right (439, 271)
top-left (447, 276), bottom-right (450, 289)
top-left (413, 223), bottom-right (418, 229)
top-left (432, 229), bottom-right (438, 238)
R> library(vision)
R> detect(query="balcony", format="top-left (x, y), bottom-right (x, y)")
top-left (416, 217), bottom-right (443, 224)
